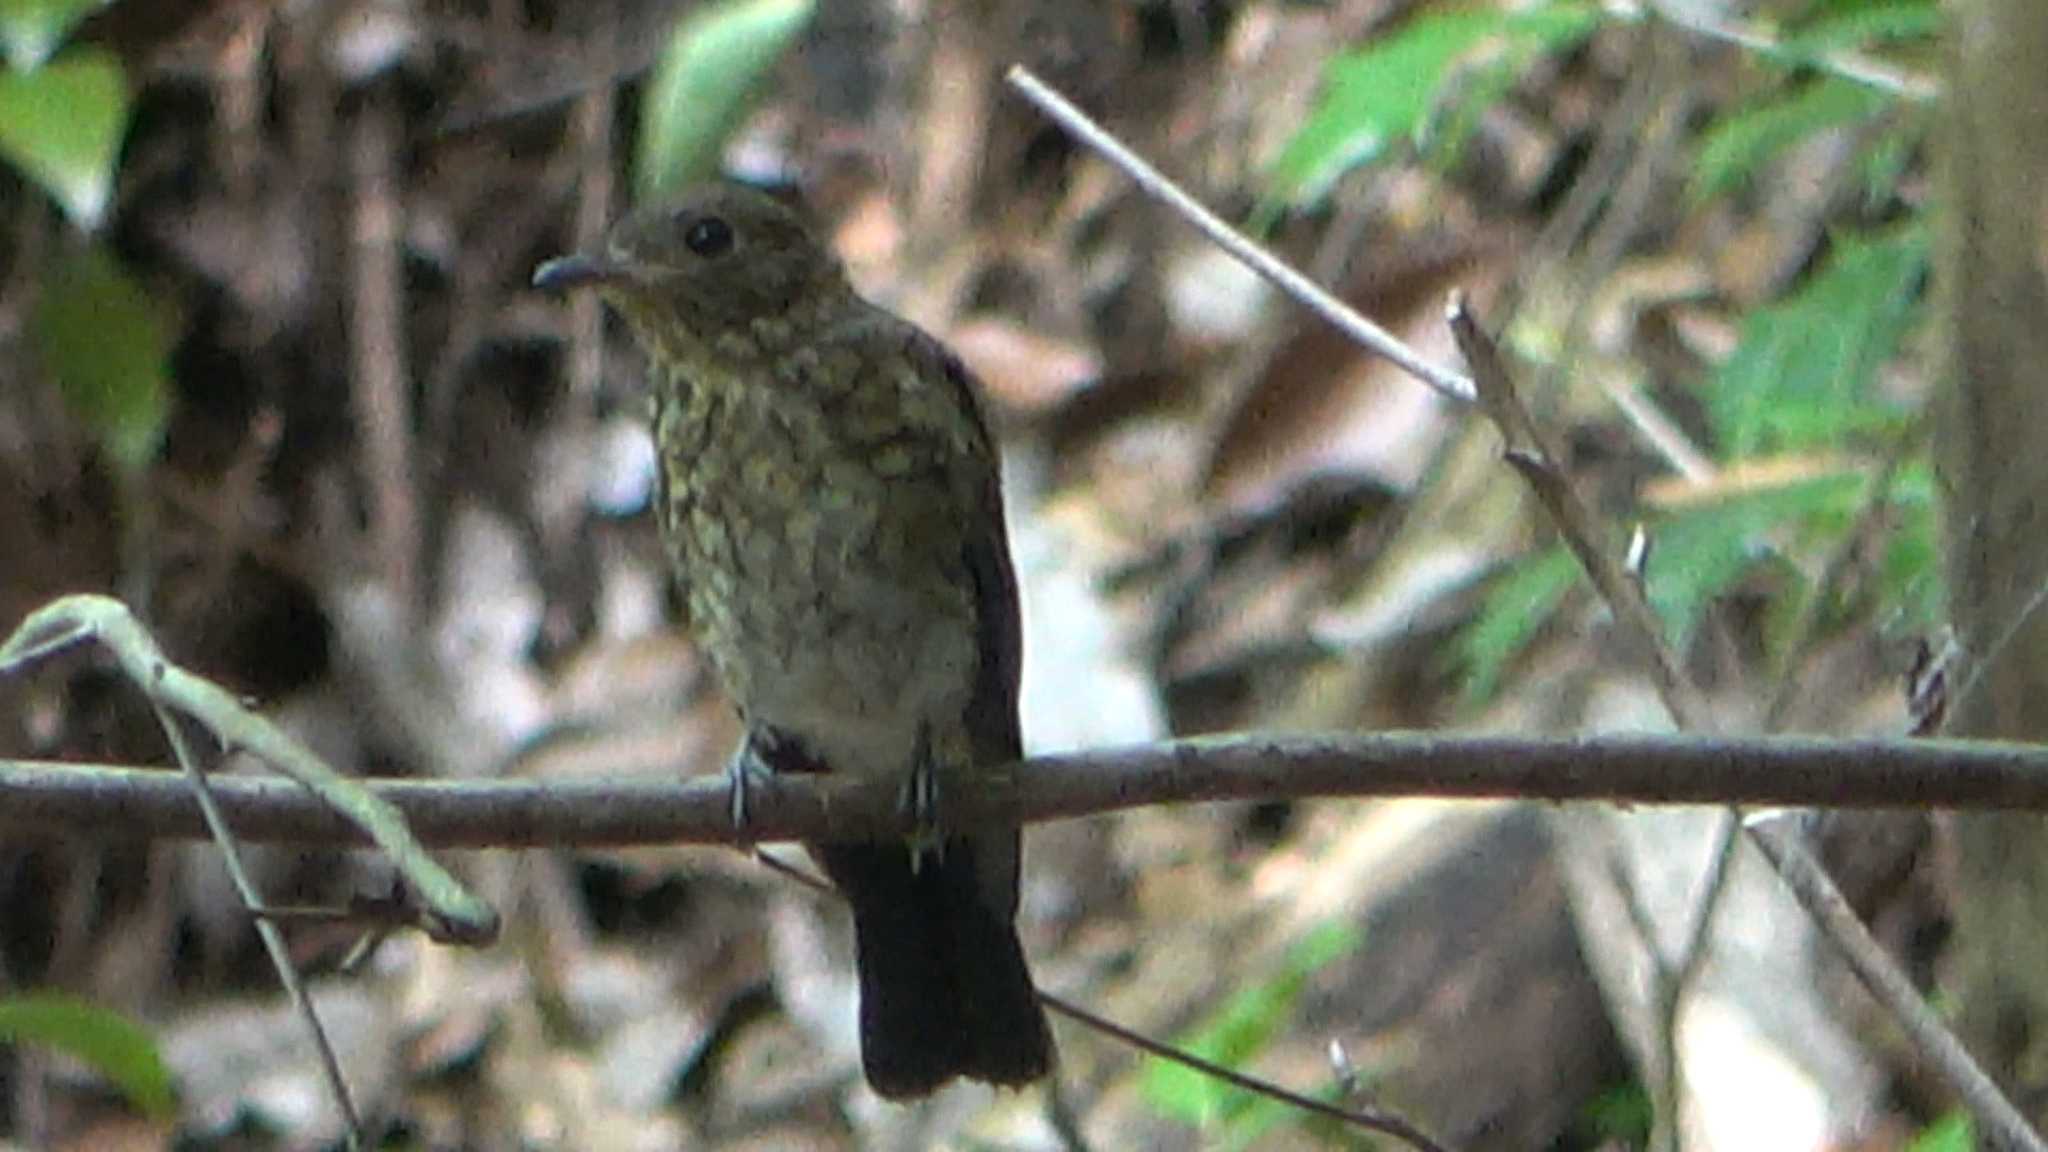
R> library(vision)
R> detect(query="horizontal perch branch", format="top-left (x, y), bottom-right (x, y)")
top-left (5, 730), bottom-right (2048, 849)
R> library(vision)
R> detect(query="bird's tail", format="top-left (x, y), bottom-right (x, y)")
top-left (813, 835), bottom-right (1054, 1099)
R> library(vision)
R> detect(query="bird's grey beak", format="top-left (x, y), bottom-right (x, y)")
top-left (532, 254), bottom-right (626, 291)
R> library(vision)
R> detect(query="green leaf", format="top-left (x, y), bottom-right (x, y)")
top-left (0, 993), bottom-right (174, 1118)
top-left (1704, 226), bottom-right (1926, 458)
top-left (1854, 117), bottom-right (1921, 207)
top-left (1907, 1112), bottom-right (1973, 1152)
top-left (1647, 472), bottom-right (1867, 653)
top-left (1785, 1), bottom-right (1939, 56)
top-left (1142, 921), bottom-right (1361, 1130)
top-left (1458, 545), bottom-right (1582, 704)
top-left (1267, 3), bottom-right (1599, 206)
top-left (0, 0), bottom-right (110, 70)
top-left (1690, 78), bottom-right (1890, 203)
top-left (1579, 1081), bottom-right (1654, 1146)
top-left (0, 47), bottom-right (130, 227)
top-left (33, 244), bottom-right (175, 472)
top-left (635, 0), bottom-right (814, 200)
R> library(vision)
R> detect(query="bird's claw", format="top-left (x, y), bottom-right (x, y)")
top-left (726, 741), bottom-right (773, 846)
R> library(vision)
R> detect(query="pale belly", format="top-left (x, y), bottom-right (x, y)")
top-left (661, 446), bottom-right (980, 780)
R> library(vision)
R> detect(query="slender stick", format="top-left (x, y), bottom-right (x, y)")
top-left (153, 703), bottom-right (365, 1150)
top-left (997, 63), bottom-right (2041, 1152)
top-left (0, 595), bottom-right (496, 944)
top-left (752, 853), bottom-right (1453, 1152)
top-left (1003, 66), bottom-right (1477, 406)
top-left (1749, 820), bottom-right (2045, 1151)
top-left (15, 731), bottom-right (2048, 846)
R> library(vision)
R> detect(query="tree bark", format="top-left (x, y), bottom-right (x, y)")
top-left (1937, 0), bottom-right (2048, 1091)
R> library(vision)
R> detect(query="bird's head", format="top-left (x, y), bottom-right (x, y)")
top-left (533, 182), bottom-right (850, 358)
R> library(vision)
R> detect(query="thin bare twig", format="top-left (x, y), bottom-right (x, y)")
top-left (1002, 66), bottom-right (1477, 406)
top-left (1948, 571), bottom-right (2048, 732)
top-left (153, 702), bottom-right (366, 1149)
top-left (1748, 818), bottom-right (2045, 1152)
top-left (1039, 990), bottom-right (1453, 1152)
top-left (1450, 295), bottom-right (1715, 733)
top-left (1457, 284), bottom-right (1737, 1150)
top-left (751, 853), bottom-right (1452, 1152)
top-left (1639, 0), bottom-right (1939, 104)
top-left (1003, 60), bottom-right (2029, 1140)
top-left (0, 595), bottom-right (496, 944)
top-left (1650, 810), bottom-right (1742, 1152)
top-left (1446, 302), bottom-right (2043, 1152)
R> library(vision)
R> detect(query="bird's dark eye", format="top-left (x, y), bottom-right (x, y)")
top-left (684, 216), bottom-right (734, 258)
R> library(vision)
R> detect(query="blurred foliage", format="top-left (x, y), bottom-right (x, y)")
top-left (0, 993), bottom-right (173, 1119)
top-left (1756, 0), bottom-right (1938, 63)
top-left (1761, 0), bottom-right (1933, 62)
top-left (1267, 2), bottom-right (1600, 207)
top-left (0, 45), bottom-right (129, 228)
top-left (0, 0), bottom-right (108, 70)
top-left (1690, 78), bottom-right (1893, 203)
top-left (1645, 471), bottom-right (1867, 654)
top-left (32, 244), bottom-right (175, 475)
top-left (1452, 0), bottom-right (1938, 702)
top-left (1459, 544), bottom-right (1582, 703)
top-left (2, 0), bottom-right (167, 479)
top-left (1142, 921), bottom-right (1362, 1147)
top-left (1575, 1080), bottom-right (1654, 1148)
top-left (1463, 459), bottom-right (1938, 692)
top-left (1908, 1111), bottom-right (1974, 1152)
top-left (1704, 225), bottom-right (1924, 458)
top-left (636, 0), bottom-right (815, 200)
top-left (1690, 0), bottom-right (1934, 203)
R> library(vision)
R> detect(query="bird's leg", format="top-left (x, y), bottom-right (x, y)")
top-left (903, 724), bottom-right (944, 874)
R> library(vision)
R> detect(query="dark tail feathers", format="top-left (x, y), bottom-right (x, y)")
top-left (814, 836), bottom-right (1054, 1099)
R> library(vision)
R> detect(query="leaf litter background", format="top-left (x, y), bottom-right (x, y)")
top-left (0, 0), bottom-right (1955, 1149)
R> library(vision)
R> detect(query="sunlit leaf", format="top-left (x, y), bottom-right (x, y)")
top-left (0, 993), bottom-right (174, 1118)
top-left (1458, 545), bottom-right (1582, 704)
top-left (0, 47), bottom-right (129, 227)
top-left (636, 0), bottom-right (814, 200)
top-left (1690, 78), bottom-right (1890, 203)
top-left (0, 0), bottom-right (110, 70)
top-left (1907, 1112), bottom-right (1973, 1152)
top-left (1647, 472), bottom-right (1866, 652)
top-left (1267, 3), bottom-right (1599, 206)
top-left (33, 245), bottom-right (175, 473)
top-left (1704, 226), bottom-right (1926, 458)
top-left (1784, 0), bottom-right (1939, 56)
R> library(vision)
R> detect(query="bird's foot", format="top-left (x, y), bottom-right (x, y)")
top-left (725, 739), bottom-right (774, 846)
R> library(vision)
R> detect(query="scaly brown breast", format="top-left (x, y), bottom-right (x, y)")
top-left (652, 359), bottom-right (979, 778)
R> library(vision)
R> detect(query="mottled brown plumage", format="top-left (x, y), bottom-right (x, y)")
top-left (534, 182), bottom-right (1053, 1098)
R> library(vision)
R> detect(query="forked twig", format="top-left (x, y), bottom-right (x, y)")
top-left (1448, 301), bottom-right (2044, 1152)
top-left (0, 595), bottom-right (509, 1147)
top-left (152, 701), bottom-right (366, 1148)
top-left (1000, 63), bottom-right (2043, 1152)
top-left (1451, 293), bottom-right (1715, 733)
top-left (0, 596), bottom-right (497, 946)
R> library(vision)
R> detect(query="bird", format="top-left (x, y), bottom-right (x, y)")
top-left (534, 181), bottom-right (1054, 1099)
